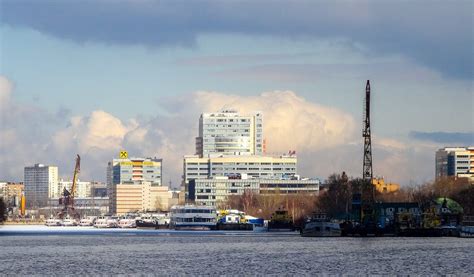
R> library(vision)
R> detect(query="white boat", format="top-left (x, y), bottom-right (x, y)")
top-left (79, 216), bottom-right (97, 226)
top-left (170, 205), bottom-right (217, 230)
top-left (106, 216), bottom-right (119, 228)
top-left (62, 216), bottom-right (78, 227)
top-left (118, 216), bottom-right (137, 228)
top-left (94, 216), bottom-right (110, 228)
top-left (45, 217), bottom-right (62, 227)
top-left (301, 214), bottom-right (341, 237)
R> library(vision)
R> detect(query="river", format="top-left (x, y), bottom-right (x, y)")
top-left (0, 225), bottom-right (472, 275)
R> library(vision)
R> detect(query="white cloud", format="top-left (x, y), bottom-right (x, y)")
top-left (0, 76), bottom-right (441, 186)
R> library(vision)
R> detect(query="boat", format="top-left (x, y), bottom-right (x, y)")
top-left (118, 215), bottom-right (137, 228)
top-left (45, 217), bottom-right (62, 227)
top-left (62, 216), bottom-right (78, 227)
top-left (79, 216), bottom-right (97, 226)
top-left (106, 216), bottom-right (119, 228)
top-left (460, 216), bottom-right (474, 238)
top-left (268, 209), bottom-right (294, 232)
top-left (170, 205), bottom-right (217, 230)
top-left (94, 216), bottom-right (111, 228)
top-left (301, 213), bottom-right (341, 237)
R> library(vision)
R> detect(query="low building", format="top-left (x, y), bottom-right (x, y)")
top-left (0, 182), bottom-right (24, 213)
top-left (189, 177), bottom-right (320, 206)
top-left (57, 180), bottom-right (105, 198)
top-left (183, 154), bottom-right (298, 200)
top-left (47, 197), bottom-right (109, 216)
top-left (110, 182), bottom-right (178, 215)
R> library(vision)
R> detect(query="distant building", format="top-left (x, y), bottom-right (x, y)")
top-left (57, 180), bottom-right (106, 198)
top-left (110, 181), bottom-right (178, 215)
top-left (107, 151), bottom-right (173, 214)
top-left (189, 176), bottom-right (320, 206)
top-left (24, 164), bottom-right (58, 208)
top-left (196, 110), bottom-right (264, 157)
top-left (435, 147), bottom-right (474, 182)
top-left (107, 152), bottom-right (163, 212)
top-left (0, 182), bottom-right (24, 214)
top-left (183, 155), bottom-right (297, 185)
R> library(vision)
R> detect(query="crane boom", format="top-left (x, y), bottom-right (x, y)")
top-left (71, 154), bottom-right (81, 199)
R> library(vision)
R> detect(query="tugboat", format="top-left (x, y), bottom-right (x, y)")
top-left (268, 208), bottom-right (294, 232)
top-left (301, 213), bottom-right (341, 237)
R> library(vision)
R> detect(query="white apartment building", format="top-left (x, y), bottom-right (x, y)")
top-left (196, 109), bottom-right (264, 157)
top-left (435, 147), bottom-right (474, 182)
top-left (189, 176), bottom-right (320, 206)
top-left (24, 164), bottom-right (58, 208)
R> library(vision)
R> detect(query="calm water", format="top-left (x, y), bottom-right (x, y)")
top-left (0, 226), bottom-right (473, 275)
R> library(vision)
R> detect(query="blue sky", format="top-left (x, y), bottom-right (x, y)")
top-left (0, 1), bottom-right (472, 185)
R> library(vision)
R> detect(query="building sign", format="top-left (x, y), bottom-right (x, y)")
top-left (119, 150), bottom-right (128, 159)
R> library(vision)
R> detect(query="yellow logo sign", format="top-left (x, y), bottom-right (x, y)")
top-left (119, 150), bottom-right (128, 159)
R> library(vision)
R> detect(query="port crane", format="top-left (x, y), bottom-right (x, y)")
top-left (58, 154), bottom-right (81, 219)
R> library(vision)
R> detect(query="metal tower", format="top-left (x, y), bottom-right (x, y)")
top-left (363, 80), bottom-right (373, 182)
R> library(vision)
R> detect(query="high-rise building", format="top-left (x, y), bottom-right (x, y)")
top-left (435, 147), bottom-right (474, 182)
top-left (24, 164), bottom-right (58, 208)
top-left (107, 151), bottom-right (164, 214)
top-left (196, 109), bottom-right (263, 157)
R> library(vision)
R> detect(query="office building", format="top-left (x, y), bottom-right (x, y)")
top-left (435, 147), bottom-right (474, 182)
top-left (110, 181), bottom-right (178, 215)
top-left (196, 109), bottom-right (264, 157)
top-left (24, 164), bottom-right (58, 208)
top-left (107, 151), bottom-right (169, 214)
top-left (183, 154), bottom-right (297, 185)
top-left (57, 180), bottom-right (105, 198)
top-left (189, 176), bottom-right (320, 206)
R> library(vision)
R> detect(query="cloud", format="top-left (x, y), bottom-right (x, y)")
top-left (409, 131), bottom-right (474, 145)
top-left (0, 75), bottom-right (450, 186)
top-left (1, 1), bottom-right (472, 79)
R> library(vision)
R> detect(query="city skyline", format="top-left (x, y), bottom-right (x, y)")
top-left (0, 1), bottom-right (473, 185)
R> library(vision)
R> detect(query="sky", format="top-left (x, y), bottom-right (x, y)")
top-left (0, 0), bottom-right (473, 187)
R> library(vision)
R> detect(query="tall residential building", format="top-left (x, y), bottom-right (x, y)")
top-left (196, 109), bottom-right (263, 157)
top-left (107, 152), bottom-right (164, 214)
top-left (183, 155), bottom-right (297, 185)
top-left (24, 164), bottom-right (58, 208)
top-left (435, 147), bottom-right (474, 182)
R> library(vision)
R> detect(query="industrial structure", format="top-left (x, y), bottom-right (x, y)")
top-left (58, 155), bottom-right (81, 219)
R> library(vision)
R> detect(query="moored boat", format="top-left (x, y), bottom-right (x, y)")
top-left (170, 205), bottom-right (217, 230)
top-left (45, 217), bottom-right (62, 227)
top-left (79, 216), bottom-right (97, 226)
top-left (62, 216), bottom-right (78, 227)
top-left (268, 209), bottom-right (294, 232)
top-left (301, 213), bottom-right (341, 237)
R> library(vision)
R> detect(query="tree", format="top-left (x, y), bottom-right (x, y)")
top-left (0, 198), bottom-right (6, 223)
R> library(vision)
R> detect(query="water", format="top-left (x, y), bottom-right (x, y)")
top-left (1, 226), bottom-right (473, 275)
